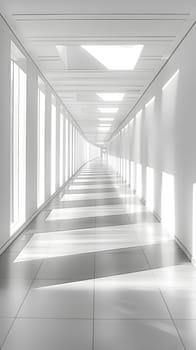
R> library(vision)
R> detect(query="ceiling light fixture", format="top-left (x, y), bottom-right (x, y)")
top-left (96, 93), bottom-right (125, 101)
top-left (97, 126), bottom-right (110, 132)
top-left (98, 118), bottom-right (114, 121)
top-left (81, 45), bottom-right (143, 70)
top-left (98, 107), bottom-right (118, 114)
top-left (99, 124), bottom-right (112, 127)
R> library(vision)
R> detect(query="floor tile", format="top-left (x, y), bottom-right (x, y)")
top-left (95, 198), bottom-right (123, 206)
top-left (65, 187), bottom-right (118, 194)
top-left (94, 320), bottom-right (184, 350)
top-left (15, 227), bottom-right (141, 261)
top-left (95, 247), bottom-right (149, 278)
top-left (19, 279), bottom-right (93, 319)
top-left (94, 272), bottom-right (170, 319)
top-left (48, 199), bottom-right (98, 209)
top-left (28, 216), bottom-right (96, 233)
top-left (73, 180), bottom-right (113, 184)
top-left (2, 319), bottom-right (93, 350)
top-left (61, 192), bottom-right (119, 201)
top-left (135, 223), bottom-right (173, 245)
top-left (69, 184), bottom-right (119, 190)
top-left (162, 289), bottom-right (196, 319)
top-left (0, 318), bottom-right (14, 347)
top-left (36, 253), bottom-right (94, 281)
top-left (0, 279), bottom-right (32, 317)
top-left (128, 211), bottom-right (158, 224)
top-left (1, 160), bottom-right (192, 349)
top-left (152, 264), bottom-right (196, 291)
top-left (46, 205), bottom-right (127, 221)
top-left (143, 241), bottom-right (189, 269)
top-left (5, 235), bottom-right (33, 254)
top-left (0, 252), bottom-right (42, 280)
top-left (95, 214), bottom-right (132, 227)
top-left (175, 320), bottom-right (196, 350)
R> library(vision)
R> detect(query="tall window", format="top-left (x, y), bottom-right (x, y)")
top-left (75, 129), bottom-right (78, 171)
top-left (136, 163), bottom-right (142, 198)
top-left (51, 97), bottom-right (56, 195)
top-left (65, 118), bottom-right (69, 181)
top-left (146, 166), bottom-right (154, 212)
top-left (37, 78), bottom-right (45, 207)
top-left (59, 112), bottom-right (64, 186)
top-left (72, 126), bottom-right (75, 174)
top-left (69, 123), bottom-right (73, 177)
top-left (86, 142), bottom-right (90, 162)
top-left (10, 42), bottom-right (27, 235)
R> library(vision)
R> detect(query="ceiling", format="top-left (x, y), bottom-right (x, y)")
top-left (1, 0), bottom-right (196, 145)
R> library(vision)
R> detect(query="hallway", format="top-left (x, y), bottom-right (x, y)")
top-left (0, 160), bottom-right (195, 349)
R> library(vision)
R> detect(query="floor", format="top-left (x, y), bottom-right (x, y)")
top-left (0, 160), bottom-right (196, 349)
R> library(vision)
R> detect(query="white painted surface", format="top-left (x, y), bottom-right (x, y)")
top-left (0, 16), bottom-right (99, 251)
top-left (1, 1), bottom-right (196, 144)
top-left (0, 17), bottom-right (11, 249)
top-left (108, 22), bottom-right (196, 257)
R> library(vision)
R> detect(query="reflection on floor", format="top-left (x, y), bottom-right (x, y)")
top-left (0, 160), bottom-right (195, 349)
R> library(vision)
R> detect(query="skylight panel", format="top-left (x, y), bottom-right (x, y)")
top-left (81, 45), bottom-right (143, 70)
top-left (96, 93), bottom-right (125, 101)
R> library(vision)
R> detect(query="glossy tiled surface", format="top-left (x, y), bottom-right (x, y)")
top-left (0, 160), bottom-right (194, 349)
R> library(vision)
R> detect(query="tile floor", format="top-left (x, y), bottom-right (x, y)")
top-left (0, 160), bottom-right (195, 349)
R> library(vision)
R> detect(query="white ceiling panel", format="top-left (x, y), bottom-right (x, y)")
top-left (13, 18), bottom-right (187, 38)
top-left (1, 0), bottom-right (196, 14)
top-left (1, 1), bottom-right (196, 145)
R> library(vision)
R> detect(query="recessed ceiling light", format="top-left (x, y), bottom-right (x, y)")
top-left (98, 107), bottom-right (118, 114)
top-left (99, 123), bottom-right (112, 127)
top-left (81, 45), bottom-right (143, 70)
top-left (97, 126), bottom-right (110, 132)
top-left (96, 93), bottom-right (125, 101)
top-left (98, 118), bottom-right (114, 121)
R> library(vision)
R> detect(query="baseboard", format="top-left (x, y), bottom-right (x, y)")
top-left (153, 211), bottom-right (161, 223)
top-left (0, 160), bottom-right (91, 256)
top-left (141, 200), bottom-right (192, 262)
top-left (175, 235), bottom-right (192, 262)
top-left (152, 212), bottom-right (192, 262)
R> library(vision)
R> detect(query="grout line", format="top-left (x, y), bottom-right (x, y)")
top-left (141, 246), bottom-right (187, 350)
top-left (1, 312), bottom-right (196, 321)
top-left (0, 318), bottom-right (16, 350)
top-left (158, 290), bottom-right (187, 350)
top-left (0, 260), bottom-right (44, 348)
top-left (2, 161), bottom-right (191, 348)
top-left (92, 253), bottom-right (96, 350)
top-left (1, 316), bottom-right (193, 320)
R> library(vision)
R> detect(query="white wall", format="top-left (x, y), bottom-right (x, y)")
top-left (26, 59), bottom-right (38, 220)
top-left (108, 22), bottom-right (196, 261)
top-left (0, 15), bottom-right (99, 253)
top-left (0, 17), bottom-right (11, 249)
top-left (45, 85), bottom-right (52, 200)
